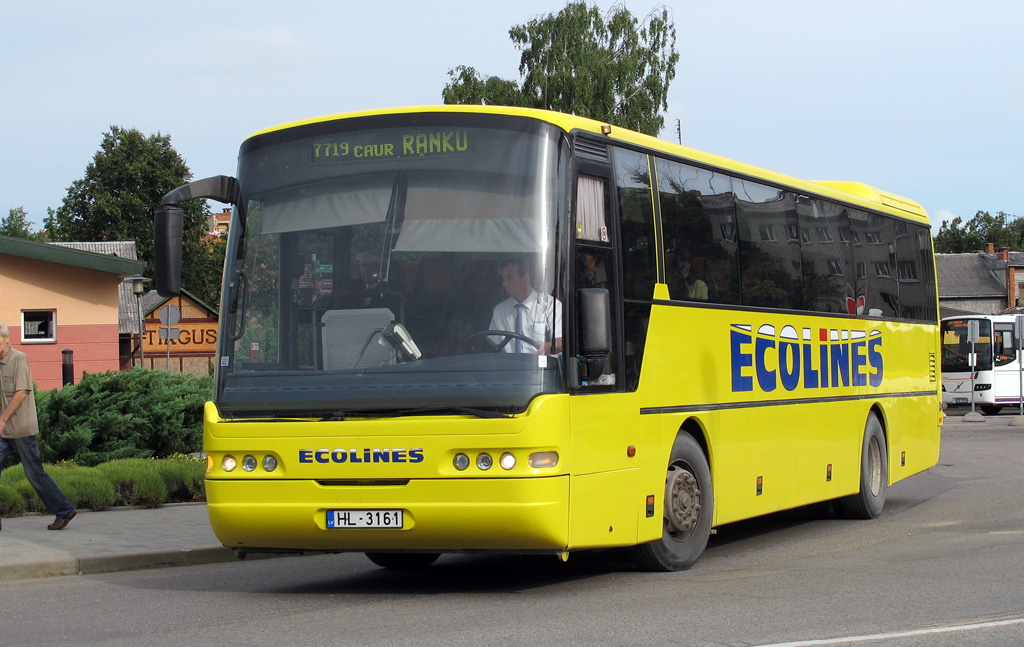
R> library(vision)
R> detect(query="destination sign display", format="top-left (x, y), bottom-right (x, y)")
top-left (311, 129), bottom-right (470, 164)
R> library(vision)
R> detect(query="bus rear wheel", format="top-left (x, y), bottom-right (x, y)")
top-left (631, 433), bottom-right (713, 572)
top-left (838, 413), bottom-right (887, 519)
top-left (365, 552), bottom-right (440, 570)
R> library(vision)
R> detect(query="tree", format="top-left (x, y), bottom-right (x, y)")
top-left (44, 127), bottom-right (222, 307)
top-left (1, 207), bottom-right (44, 240)
top-left (443, 2), bottom-right (678, 136)
top-left (933, 211), bottom-right (1023, 253)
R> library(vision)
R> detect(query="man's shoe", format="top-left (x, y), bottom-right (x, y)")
top-left (48, 510), bottom-right (76, 530)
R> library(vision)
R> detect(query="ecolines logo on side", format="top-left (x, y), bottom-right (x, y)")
top-left (299, 448), bottom-right (425, 464)
top-left (730, 324), bottom-right (883, 393)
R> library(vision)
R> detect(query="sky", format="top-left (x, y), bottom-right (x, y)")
top-left (2, 1), bottom-right (1022, 233)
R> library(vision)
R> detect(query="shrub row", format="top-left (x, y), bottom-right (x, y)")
top-left (34, 368), bottom-right (211, 466)
top-left (0, 455), bottom-right (205, 516)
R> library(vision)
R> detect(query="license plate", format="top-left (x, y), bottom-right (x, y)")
top-left (326, 509), bottom-right (403, 529)
top-left (954, 397), bottom-right (968, 404)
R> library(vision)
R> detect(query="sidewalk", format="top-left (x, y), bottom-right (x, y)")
top-left (0, 502), bottom-right (237, 581)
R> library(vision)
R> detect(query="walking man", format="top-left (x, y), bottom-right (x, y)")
top-left (0, 322), bottom-right (76, 530)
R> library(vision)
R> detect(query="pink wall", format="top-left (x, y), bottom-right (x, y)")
top-left (1, 255), bottom-right (122, 391)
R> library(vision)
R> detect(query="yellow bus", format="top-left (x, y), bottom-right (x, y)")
top-left (154, 105), bottom-right (942, 571)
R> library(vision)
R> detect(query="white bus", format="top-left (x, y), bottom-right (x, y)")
top-left (941, 314), bottom-right (1023, 414)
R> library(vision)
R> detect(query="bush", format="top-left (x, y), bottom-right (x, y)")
top-left (35, 368), bottom-right (211, 465)
top-left (51, 466), bottom-right (117, 511)
top-left (152, 455), bottom-right (206, 502)
top-left (0, 484), bottom-right (26, 516)
top-left (95, 459), bottom-right (168, 508)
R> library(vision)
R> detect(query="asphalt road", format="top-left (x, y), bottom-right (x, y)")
top-left (1, 412), bottom-right (1022, 647)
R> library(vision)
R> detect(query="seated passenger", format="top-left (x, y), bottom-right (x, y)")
top-left (668, 249), bottom-right (708, 301)
top-left (489, 257), bottom-right (563, 354)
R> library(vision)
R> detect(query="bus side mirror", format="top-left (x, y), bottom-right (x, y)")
top-left (575, 288), bottom-right (611, 384)
top-left (154, 206), bottom-right (183, 297)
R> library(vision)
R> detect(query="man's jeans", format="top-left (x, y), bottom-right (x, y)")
top-left (0, 435), bottom-right (74, 517)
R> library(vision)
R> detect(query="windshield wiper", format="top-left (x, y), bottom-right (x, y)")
top-left (321, 406), bottom-right (513, 421)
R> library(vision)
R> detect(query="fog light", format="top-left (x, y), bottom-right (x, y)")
top-left (242, 455), bottom-right (257, 472)
top-left (454, 453), bottom-right (470, 471)
top-left (499, 452), bottom-right (516, 470)
top-left (528, 451), bottom-right (558, 468)
top-left (476, 453), bottom-right (493, 470)
top-left (262, 455), bottom-right (278, 472)
top-left (222, 455), bottom-right (237, 472)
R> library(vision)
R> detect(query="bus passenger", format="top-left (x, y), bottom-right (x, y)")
top-left (489, 257), bottom-right (563, 354)
top-left (669, 249), bottom-right (708, 301)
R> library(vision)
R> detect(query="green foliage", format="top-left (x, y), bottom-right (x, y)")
top-left (0, 484), bottom-right (27, 515)
top-left (35, 368), bottom-right (211, 466)
top-left (0, 457), bottom-right (206, 516)
top-left (43, 126), bottom-right (222, 307)
top-left (51, 465), bottom-right (117, 511)
top-left (443, 2), bottom-right (678, 136)
top-left (934, 210), bottom-right (1022, 253)
top-left (1, 206), bottom-right (45, 240)
top-left (152, 455), bottom-right (206, 502)
top-left (95, 459), bottom-right (168, 508)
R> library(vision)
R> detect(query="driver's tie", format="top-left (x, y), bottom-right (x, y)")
top-left (514, 303), bottom-right (526, 354)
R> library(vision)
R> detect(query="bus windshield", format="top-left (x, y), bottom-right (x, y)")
top-left (941, 318), bottom-right (993, 372)
top-left (217, 114), bottom-right (569, 417)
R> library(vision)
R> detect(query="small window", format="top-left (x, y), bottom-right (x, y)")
top-left (22, 310), bottom-right (56, 343)
top-left (576, 175), bottom-right (609, 242)
top-left (759, 225), bottom-right (777, 242)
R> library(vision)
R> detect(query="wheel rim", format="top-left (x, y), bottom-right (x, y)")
top-left (867, 435), bottom-right (882, 496)
top-left (664, 463), bottom-right (701, 538)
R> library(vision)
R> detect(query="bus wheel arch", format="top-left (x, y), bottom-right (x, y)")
top-left (838, 409), bottom-right (888, 519)
top-left (631, 424), bottom-right (714, 572)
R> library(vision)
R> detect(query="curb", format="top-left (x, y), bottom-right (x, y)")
top-left (0, 546), bottom-right (239, 582)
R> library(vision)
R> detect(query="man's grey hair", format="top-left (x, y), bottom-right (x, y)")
top-left (0, 323), bottom-right (8, 339)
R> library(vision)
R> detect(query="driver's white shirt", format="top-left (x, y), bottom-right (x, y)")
top-left (488, 290), bottom-right (563, 353)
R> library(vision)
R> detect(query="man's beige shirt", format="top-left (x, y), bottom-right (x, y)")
top-left (0, 347), bottom-right (39, 439)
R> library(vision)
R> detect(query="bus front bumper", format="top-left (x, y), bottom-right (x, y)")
top-left (205, 475), bottom-right (570, 553)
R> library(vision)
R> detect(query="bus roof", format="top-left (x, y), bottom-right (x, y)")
top-left (246, 105), bottom-right (929, 224)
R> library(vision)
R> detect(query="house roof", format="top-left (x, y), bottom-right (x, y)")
top-left (935, 253), bottom-right (1006, 298)
top-left (49, 241), bottom-right (147, 335)
top-left (1, 236), bottom-right (144, 276)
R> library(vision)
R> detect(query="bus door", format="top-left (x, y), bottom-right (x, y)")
top-left (566, 141), bottom-right (658, 546)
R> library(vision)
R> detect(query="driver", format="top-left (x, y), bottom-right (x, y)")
top-left (488, 257), bottom-right (562, 354)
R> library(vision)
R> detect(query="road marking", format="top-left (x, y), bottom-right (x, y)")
top-left (750, 617), bottom-right (1024, 647)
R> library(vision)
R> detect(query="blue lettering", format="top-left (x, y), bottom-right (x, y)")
top-left (802, 343), bottom-right (819, 388)
top-left (868, 337), bottom-right (884, 387)
top-left (756, 337), bottom-right (777, 392)
top-left (314, 450), bottom-right (330, 464)
top-left (299, 450), bottom-right (313, 463)
top-left (373, 449), bottom-right (389, 463)
top-left (731, 330), bottom-right (753, 392)
top-left (851, 341), bottom-right (867, 387)
top-left (350, 449), bottom-right (362, 463)
top-left (831, 343), bottom-right (850, 387)
top-left (332, 449), bottom-right (347, 463)
top-left (819, 344), bottom-right (830, 388)
top-left (393, 449), bottom-right (407, 463)
top-left (409, 448), bottom-right (425, 463)
top-left (779, 341), bottom-right (800, 391)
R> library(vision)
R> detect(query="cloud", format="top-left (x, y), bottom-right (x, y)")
top-left (931, 209), bottom-right (956, 233)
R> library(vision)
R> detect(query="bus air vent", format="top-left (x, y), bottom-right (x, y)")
top-left (575, 138), bottom-right (610, 163)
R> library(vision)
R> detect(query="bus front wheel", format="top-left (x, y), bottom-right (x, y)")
top-left (838, 413), bottom-right (887, 519)
top-left (631, 433), bottom-right (713, 572)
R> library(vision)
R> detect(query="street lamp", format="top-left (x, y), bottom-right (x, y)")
top-left (129, 274), bottom-right (150, 367)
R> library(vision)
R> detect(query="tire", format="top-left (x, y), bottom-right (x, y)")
top-left (981, 405), bottom-right (1002, 416)
top-left (631, 433), bottom-right (714, 572)
top-left (365, 552), bottom-right (440, 570)
top-left (838, 413), bottom-right (887, 519)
